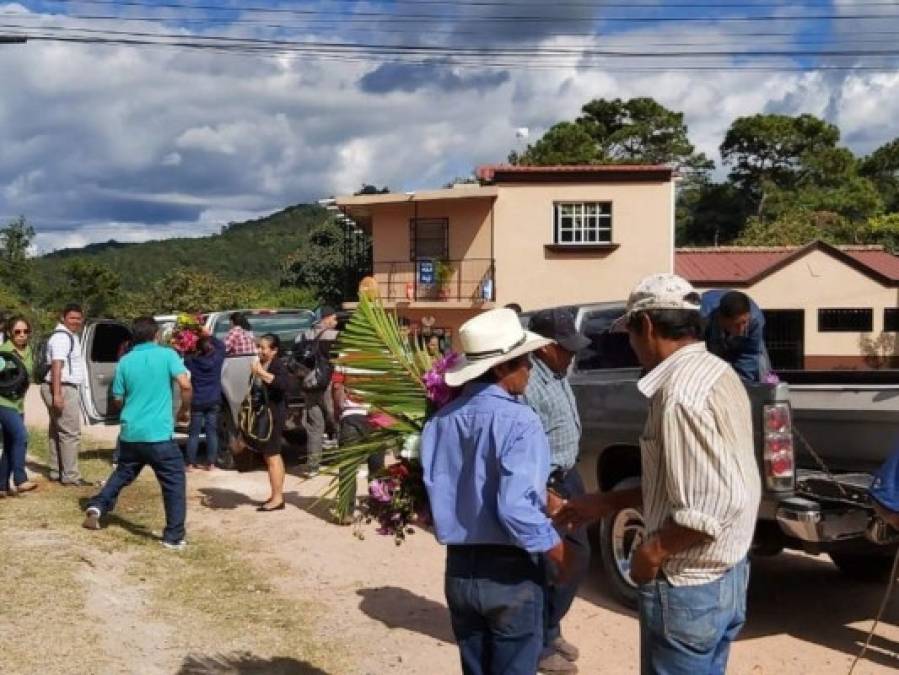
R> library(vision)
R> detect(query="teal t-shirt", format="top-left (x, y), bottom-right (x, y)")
top-left (113, 342), bottom-right (187, 443)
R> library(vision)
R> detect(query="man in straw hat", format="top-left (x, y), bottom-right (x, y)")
top-left (556, 273), bottom-right (760, 675)
top-left (421, 308), bottom-right (575, 675)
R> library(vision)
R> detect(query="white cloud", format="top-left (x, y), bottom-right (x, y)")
top-left (3, 4), bottom-right (899, 250)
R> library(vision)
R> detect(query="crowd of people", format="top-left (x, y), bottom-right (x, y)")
top-left (1, 276), bottom-right (895, 675)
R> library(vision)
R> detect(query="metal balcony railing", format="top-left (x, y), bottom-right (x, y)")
top-left (372, 258), bottom-right (495, 302)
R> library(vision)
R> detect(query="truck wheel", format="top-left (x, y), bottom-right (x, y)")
top-left (599, 476), bottom-right (643, 610)
top-left (216, 408), bottom-right (237, 471)
top-left (829, 550), bottom-right (897, 582)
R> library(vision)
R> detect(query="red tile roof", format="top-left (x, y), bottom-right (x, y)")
top-left (676, 242), bottom-right (899, 286)
top-left (476, 164), bottom-right (674, 182)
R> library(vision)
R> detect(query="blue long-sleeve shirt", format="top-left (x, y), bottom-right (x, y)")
top-left (700, 290), bottom-right (769, 383)
top-left (421, 382), bottom-right (561, 553)
top-left (184, 337), bottom-right (226, 408)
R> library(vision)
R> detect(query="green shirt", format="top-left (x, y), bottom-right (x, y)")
top-left (0, 342), bottom-right (34, 413)
top-left (113, 342), bottom-right (187, 443)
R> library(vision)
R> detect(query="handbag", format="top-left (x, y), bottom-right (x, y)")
top-left (238, 375), bottom-right (273, 449)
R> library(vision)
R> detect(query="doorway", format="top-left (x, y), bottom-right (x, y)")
top-left (763, 310), bottom-right (805, 371)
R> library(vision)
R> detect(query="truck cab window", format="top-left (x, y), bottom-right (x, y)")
top-left (577, 309), bottom-right (640, 370)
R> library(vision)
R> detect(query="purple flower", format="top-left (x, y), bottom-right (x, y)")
top-left (423, 352), bottom-right (461, 408)
top-left (368, 479), bottom-right (394, 503)
top-left (763, 371), bottom-right (781, 385)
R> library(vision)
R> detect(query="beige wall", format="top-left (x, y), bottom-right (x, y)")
top-left (369, 198), bottom-right (494, 302)
top-left (696, 248), bottom-right (899, 367)
top-left (492, 181), bottom-right (674, 310)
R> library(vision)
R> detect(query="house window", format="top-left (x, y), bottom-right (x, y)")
top-left (818, 308), bottom-right (873, 332)
top-left (554, 202), bottom-right (612, 245)
top-left (885, 308), bottom-right (899, 332)
top-left (409, 218), bottom-right (448, 260)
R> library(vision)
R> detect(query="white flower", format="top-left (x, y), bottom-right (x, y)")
top-left (400, 434), bottom-right (421, 460)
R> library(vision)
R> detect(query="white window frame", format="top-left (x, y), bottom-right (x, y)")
top-left (553, 202), bottom-right (613, 245)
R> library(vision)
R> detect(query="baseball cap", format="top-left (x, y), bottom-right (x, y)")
top-left (528, 308), bottom-right (591, 353)
top-left (626, 273), bottom-right (701, 316)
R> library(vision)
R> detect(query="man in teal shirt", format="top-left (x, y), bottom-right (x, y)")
top-left (83, 317), bottom-right (193, 550)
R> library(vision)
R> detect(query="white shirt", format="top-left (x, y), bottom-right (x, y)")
top-left (638, 342), bottom-right (761, 586)
top-left (46, 324), bottom-right (85, 386)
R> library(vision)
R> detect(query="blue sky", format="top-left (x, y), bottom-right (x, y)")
top-left (2, 0), bottom-right (899, 251)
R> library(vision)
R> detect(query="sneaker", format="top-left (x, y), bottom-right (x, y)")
top-left (301, 466), bottom-right (320, 478)
top-left (538, 652), bottom-right (578, 674)
top-left (551, 636), bottom-right (580, 662)
top-left (16, 481), bottom-right (38, 494)
top-left (160, 539), bottom-right (187, 551)
top-left (61, 478), bottom-right (95, 487)
top-left (82, 507), bottom-right (102, 530)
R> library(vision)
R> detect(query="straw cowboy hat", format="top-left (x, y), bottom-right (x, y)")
top-left (445, 308), bottom-right (552, 387)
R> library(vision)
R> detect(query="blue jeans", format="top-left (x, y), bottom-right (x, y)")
top-left (186, 403), bottom-right (220, 467)
top-left (0, 407), bottom-right (28, 489)
top-left (543, 469), bottom-right (591, 652)
top-left (444, 545), bottom-right (545, 675)
top-left (88, 440), bottom-right (187, 544)
top-left (639, 558), bottom-right (750, 675)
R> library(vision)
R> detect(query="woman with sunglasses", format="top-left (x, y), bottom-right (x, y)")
top-left (0, 316), bottom-right (37, 495)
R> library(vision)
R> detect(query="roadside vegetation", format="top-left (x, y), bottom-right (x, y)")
top-left (0, 432), bottom-right (343, 674)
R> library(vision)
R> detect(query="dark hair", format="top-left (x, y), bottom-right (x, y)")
top-left (132, 316), bottom-right (159, 344)
top-left (62, 303), bottom-right (83, 318)
top-left (718, 291), bottom-right (752, 319)
top-left (6, 315), bottom-right (32, 339)
top-left (259, 333), bottom-right (281, 353)
top-left (504, 303), bottom-right (523, 314)
top-left (230, 312), bottom-right (251, 330)
top-left (626, 309), bottom-right (703, 341)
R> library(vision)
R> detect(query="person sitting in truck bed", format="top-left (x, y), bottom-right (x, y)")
top-left (223, 312), bottom-right (256, 356)
top-left (700, 289), bottom-right (771, 383)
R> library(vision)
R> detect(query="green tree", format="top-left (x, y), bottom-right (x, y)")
top-left (720, 114), bottom-right (840, 212)
top-left (860, 138), bottom-right (899, 211)
top-left (676, 181), bottom-right (748, 246)
top-left (282, 219), bottom-right (354, 306)
top-left (735, 209), bottom-right (846, 246)
top-left (508, 122), bottom-right (600, 165)
top-left (0, 215), bottom-right (35, 296)
top-left (60, 259), bottom-right (122, 317)
top-left (512, 97), bottom-right (712, 174)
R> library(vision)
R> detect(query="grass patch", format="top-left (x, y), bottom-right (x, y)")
top-left (0, 431), bottom-right (345, 674)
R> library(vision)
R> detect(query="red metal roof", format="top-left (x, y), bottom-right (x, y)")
top-left (676, 243), bottom-right (899, 286)
top-left (476, 163), bottom-right (673, 182)
top-left (843, 249), bottom-right (899, 281)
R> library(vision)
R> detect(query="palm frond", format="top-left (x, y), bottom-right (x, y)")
top-left (318, 431), bottom-right (401, 519)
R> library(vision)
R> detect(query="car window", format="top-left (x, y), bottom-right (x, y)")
top-left (212, 311), bottom-right (316, 346)
top-left (576, 308), bottom-right (640, 370)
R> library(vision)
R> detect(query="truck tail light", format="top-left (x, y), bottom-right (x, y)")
top-left (763, 403), bottom-right (794, 491)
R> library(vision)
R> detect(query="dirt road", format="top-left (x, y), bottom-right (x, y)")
top-left (10, 410), bottom-right (899, 674)
top-left (187, 465), bottom-right (899, 675)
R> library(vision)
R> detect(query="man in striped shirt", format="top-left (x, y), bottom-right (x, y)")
top-left (557, 273), bottom-right (761, 675)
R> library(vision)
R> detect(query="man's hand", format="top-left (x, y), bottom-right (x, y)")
top-left (52, 394), bottom-right (65, 414)
top-left (544, 541), bottom-right (574, 586)
top-left (176, 410), bottom-right (191, 428)
top-left (554, 494), bottom-right (612, 531)
top-left (546, 488), bottom-right (566, 518)
top-left (630, 537), bottom-right (664, 585)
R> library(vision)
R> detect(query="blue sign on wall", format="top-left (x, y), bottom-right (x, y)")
top-left (419, 260), bottom-right (435, 285)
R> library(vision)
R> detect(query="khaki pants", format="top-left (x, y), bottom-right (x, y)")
top-left (40, 383), bottom-right (82, 483)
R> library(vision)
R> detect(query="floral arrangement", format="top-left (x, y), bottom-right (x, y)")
top-left (170, 313), bottom-right (203, 354)
top-left (322, 288), bottom-right (460, 544)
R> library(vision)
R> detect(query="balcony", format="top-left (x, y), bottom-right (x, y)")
top-left (373, 258), bottom-right (495, 304)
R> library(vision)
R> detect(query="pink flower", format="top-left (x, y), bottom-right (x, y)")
top-left (423, 351), bottom-right (461, 408)
top-left (369, 478), bottom-right (394, 503)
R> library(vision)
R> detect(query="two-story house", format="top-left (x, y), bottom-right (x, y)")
top-left (336, 164), bottom-right (676, 345)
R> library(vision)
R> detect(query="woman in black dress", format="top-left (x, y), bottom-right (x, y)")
top-left (250, 333), bottom-right (289, 511)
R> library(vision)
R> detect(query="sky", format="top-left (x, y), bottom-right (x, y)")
top-left (3, 0), bottom-right (899, 252)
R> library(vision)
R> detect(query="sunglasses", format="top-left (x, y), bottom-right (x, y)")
top-left (12, 329), bottom-right (30, 336)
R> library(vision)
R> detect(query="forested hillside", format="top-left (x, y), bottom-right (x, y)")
top-left (33, 203), bottom-right (328, 291)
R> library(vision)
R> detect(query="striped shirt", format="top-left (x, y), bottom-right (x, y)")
top-left (523, 356), bottom-right (581, 472)
top-left (638, 342), bottom-right (761, 586)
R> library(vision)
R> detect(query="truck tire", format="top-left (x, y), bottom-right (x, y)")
top-left (829, 550), bottom-right (897, 582)
top-left (599, 476), bottom-right (643, 610)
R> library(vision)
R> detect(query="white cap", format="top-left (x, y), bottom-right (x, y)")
top-left (626, 273), bottom-right (701, 316)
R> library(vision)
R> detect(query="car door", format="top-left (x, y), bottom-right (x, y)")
top-left (80, 320), bottom-right (133, 424)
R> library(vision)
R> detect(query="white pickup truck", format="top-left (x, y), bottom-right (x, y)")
top-left (78, 309), bottom-right (315, 469)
